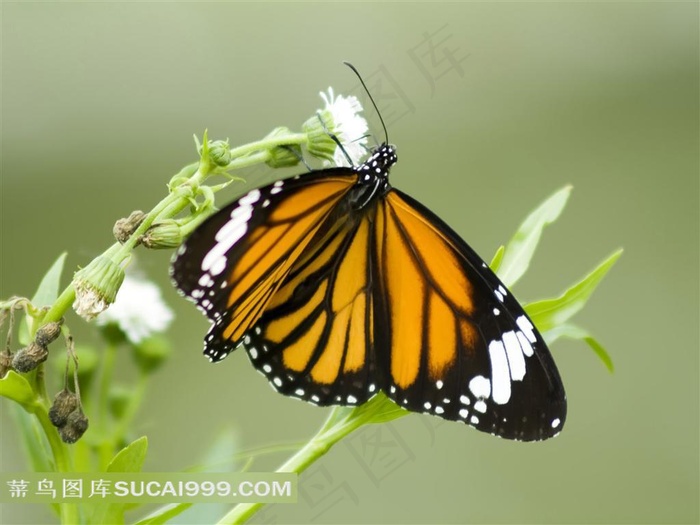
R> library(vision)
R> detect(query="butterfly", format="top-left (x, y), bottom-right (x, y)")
top-left (173, 64), bottom-right (567, 442)
top-left (170, 134), bottom-right (567, 441)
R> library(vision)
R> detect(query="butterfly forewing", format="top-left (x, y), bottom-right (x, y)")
top-left (373, 189), bottom-right (566, 440)
top-left (171, 170), bottom-right (358, 362)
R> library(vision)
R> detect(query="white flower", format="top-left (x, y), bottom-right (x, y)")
top-left (95, 275), bottom-right (174, 344)
top-left (319, 87), bottom-right (369, 167)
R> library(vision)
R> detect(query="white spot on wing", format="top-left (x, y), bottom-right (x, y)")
top-left (488, 340), bottom-right (511, 404)
top-left (474, 400), bottom-right (487, 413)
top-left (239, 189), bottom-right (261, 205)
top-left (201, 204), bottom-right (253, 276)
top-left (516, 331), bottom-right (534, 357)
top-left (516, 315), bottom-right (537, 343)
top-left (469, 376), bottom-right (491, 399)
top-left (503, 330), bottom-right (526, 381)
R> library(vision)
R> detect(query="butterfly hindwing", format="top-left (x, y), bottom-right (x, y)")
top-left (245, 208), bottom-right (380, 406)
top-left (374, 189), bottom-right (566, 440)
top-left (171, 169), bottom-right (358, 362)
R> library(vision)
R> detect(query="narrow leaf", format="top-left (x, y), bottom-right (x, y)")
top-left (9, 404), bottom-right (55, 475)
top-left (526, 249), bottom-right (623, 332)
top-left (18, 252), bottom-right (67, 344)
top-left (107, 436), bottom-right (148, 473)
top-left (489, 245), bottom-right (505, 273)
top-left (350, 392), bottom-right (409, 425)
top-left (498, 186), bottom-right (572, 288)
top-left (134, 503), bottom-right (194, 525)
top-left (543, 323), bottom-right (614, 373)
top-left (30, 252), bottom-right (68, 307)
top-left (90, 437), bottom-right (149, 525)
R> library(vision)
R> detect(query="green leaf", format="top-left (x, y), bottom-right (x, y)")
top-left (134, 503), bottom-right (194, 525)
top-left (9, 403), bottom-right (55, 474)
top-left (498, 186), bottom-right (571, 288)
top-left (107, 436), bottom-right (148, 473)
top-left (584, 335), bottom-right (614, 373)
top-left (526, 249), bottom-right (622, 332)
top-left (90, 437), bottom-right (149, 525)
top-left (30, 252), bottom-right (68, 307)
top-left (18, 252), bottom-right (68, 345)
top-left (489, 245), bottom-right (505, 273)
top-left (543, 323), bottom-right (614, 373)
top-left (0, 370), bottom-right (37, 408)
top-left (349, 392), bottom-right (409, 425)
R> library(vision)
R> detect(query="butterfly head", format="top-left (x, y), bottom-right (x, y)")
top-left (357, 143), bottom-right (397, 180)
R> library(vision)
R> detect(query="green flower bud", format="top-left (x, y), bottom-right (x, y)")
top-left (35, 320), bottom-right (64, 347)
top-left (108, 384), bottom-right (133, 419)
top-left (141, 220), bottom-right (184, 250)
top-left (49, 389), bottom-right (79, 428)
top-left (133, 334), bottom-right (171, 374)
top-left (209, 140), bottom-right (232, 167)
top-left (12, 342), bottom-right (48, 373)
top-left (264, 127), bottom-right (302, 169)
top-left (302, 110), bottom-right (337, 162)
top-left (59, 410), bottom-right (89, 444)
top-left (72, 257), bottom-right (125, 321)
top-left (113, 211), bottom-right (147, 244)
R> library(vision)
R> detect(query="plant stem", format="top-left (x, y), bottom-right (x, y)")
top-left (31, 403), bottom-right (79, 524)
top-left (96, 342), bottom-right (117, 469)
top-left (216, 407), bottom-right (362, 525)
top-left (226, 133), bottom-right (307, 164)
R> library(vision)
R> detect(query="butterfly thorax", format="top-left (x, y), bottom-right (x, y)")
top-left (348, 143), bottom-right (397, 210)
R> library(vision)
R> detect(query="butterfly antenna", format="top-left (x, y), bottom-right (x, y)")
top-left (343, 61), bottom-right (389, 144)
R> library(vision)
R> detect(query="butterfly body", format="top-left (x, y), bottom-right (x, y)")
top-left (171, 144), bottom-right (566, 441)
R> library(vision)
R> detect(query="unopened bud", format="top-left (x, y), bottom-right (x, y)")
top-left (303, 111), bottom-right (337, 162)
top-left (12, 342), bottom-right (48, 373)
top-left (133, 334), bottom-right (171, 374)
top-left (113, 211), bottom-right (147, 243)
top-left (141, 220), bottom-right (184, 249)
top-left (49, 389), bottom-right (79, 427)
top-left (264, 127), bottom-right (302, 169)
top-left (35, 320), bottom-right (64, 347)
top-left (58, 410), bottom-right (89, 444)
top-left (209, 140), bottom-right (232, 167)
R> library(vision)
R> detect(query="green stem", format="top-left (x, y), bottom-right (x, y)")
top-left (226, 133), bottom-right (307, 164)
top-left (216, 407), bottom-right (363, 525)
top-left (224, 151), bottom-right (271, 171)
top-left (43, 286), bottom-right (77, 325)
top-left (31, 403), bottom-right (78, 524)
top-left (112, 370), bottom-right (148, 441)
top-left (96, 342), bottom-right (117, 469)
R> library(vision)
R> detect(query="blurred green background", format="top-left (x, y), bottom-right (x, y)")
top-left (1, 3), bottom-right (698, 524)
